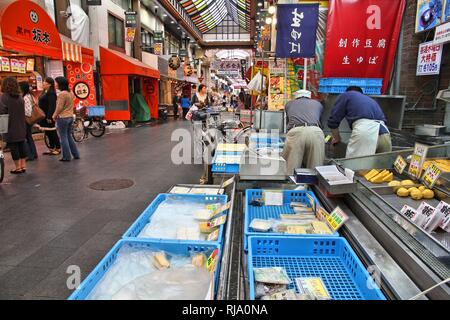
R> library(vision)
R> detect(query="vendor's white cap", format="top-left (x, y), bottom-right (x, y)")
top-left (294, 89), bottom-right (312, 99)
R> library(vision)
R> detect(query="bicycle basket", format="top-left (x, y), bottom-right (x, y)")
top-left (86, 106), bottom-right (105, 118)
top-left (0, 114), bottom-right (9, 134)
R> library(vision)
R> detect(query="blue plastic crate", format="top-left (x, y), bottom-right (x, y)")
top-left (248, 236), bottom-right (386, 300)
top-left (250, 136), bottom-right (285, 149)
top-left (319, 85), bottom-right (381, 95)
top-left (68, 239), bottom-right (221, 300)
top-left (320, 78), bottom-right (383, 87)
top-left (123, 194), bottom-right (228, 245)
top-left (212, 151), bottom-right (241, 174)
top-left (244, 189), bottom-right (337, 251)
top-left (86, 106), bottom-right (105, 118)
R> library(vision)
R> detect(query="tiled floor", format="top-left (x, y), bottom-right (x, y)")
top-left (0, 119), bottom-right (203, 299)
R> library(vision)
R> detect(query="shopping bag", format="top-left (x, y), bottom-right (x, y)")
top-left (26, 100), bottom-right (45, 126)
top-left (247, 71), bottom-right (267, 92)
top-left (185, 105), bottom-right (198, 121)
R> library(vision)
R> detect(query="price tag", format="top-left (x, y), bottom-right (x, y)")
top-left (222, 176), bottom-right (235, 188)
top-left (316, 206), bottom-right (329, 221)
top-left (394, 155), bottom-right (407, 174)
top-left (210, 202), bottom-right (231, 219)
top-left (307, 193), bottom-right (316, 214)
top-left (408, 143), bottom-right (429, 178)
top-left (325, 207), bottom-right (348, 232)
top-left (414, 202), bottom-right (435, 228)
top-left (206, 248), bottom-right (219, 273)
top-left (438, 201), bottom-right (450, 232)
top-left (422, 162), bottom-right (442, 189)
top-left (400, 205), bottom-right (417, 220)
top-left (206, 229), bottom-right (220, 241)
top-left (209, 214), bottom-right (227, 228)
top-left (324, 135), bottom-right (332, 143)
top-left (263, 190), bottom-right (284, 206)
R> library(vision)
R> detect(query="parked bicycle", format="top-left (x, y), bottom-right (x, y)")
top-left (72, 106), bottom-right (106, 142)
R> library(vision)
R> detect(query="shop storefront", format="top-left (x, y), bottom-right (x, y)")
top-left (0, 0), bottom-right (62, 98)
top-left (99, 46), bottom-right (160, 121)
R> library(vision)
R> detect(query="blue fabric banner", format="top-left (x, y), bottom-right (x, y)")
top-left (276, 3), bottom-right (319, 58)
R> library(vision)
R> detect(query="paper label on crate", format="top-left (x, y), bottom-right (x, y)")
top-left (437, 201), bottom-right (450, 231)
top-left (325, 206), bottom-right (348, 231)
top-left (316, 206), bottom-right (329, 222)
top-left (400, 205), bottom-right (418, 220)
top-left (206, 248), bottom-right (219, 273)
top-left (394, 155), bottom-right (407, 174)
top-left (210, 202), bottom-right (231, 219)
top-left (421, 162), bottom-right (442, 189)
top-left (424, 201), bottom-right (448, 232)
top-left (222, 176), bottom-right (235, 188)
top-left (307, 193), bottom-right (316, 214)
top-left (414, 202), bottom-right (435, 228)
top-left (206, 229), bottom-right (220, 241)
top-left (209, 214), bottom-right (227, 228)
top-left (263, 190), bottom-right (283, 206)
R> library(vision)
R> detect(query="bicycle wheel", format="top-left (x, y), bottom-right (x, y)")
top-left (0, 155), bottom-right (4, 183)
top-left (90, 120), bottom-right (106, 138)
top-left (72, 119), bottom-right (85, 142)
top-left (44, 132), bottom-right (51, 149)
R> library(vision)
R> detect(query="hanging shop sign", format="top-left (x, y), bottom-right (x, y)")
top-left (125, 11), bottom-right (137, 28)
top-left (268, 60), bottom-right (286, 111)
top-left (416, 41), bottom-right (443, 76)
top-left (323, 0), bottom-right (405, 94)
top-left (434, 21), bottom-right (450, 44)
top-left (275, 4), bottom-right (319, 58)
top-left (416, 0), bottom-right (446, 33)
top-left (1, 57), bottom-right (10, 72)
top-left (10, 59), bottom-right (20, 73)
top-left (154, 32), bottom-right (163, 43)
top-left (46, 59), bottom-right (64, 79)
top-left (179, 49), bottom-right (188, 58)
top-left (169, 56), bottom-right (181, 70)
top-left (215, 59), bottom-right (241, 77)
top-left (125, 27), bottom-right (136, 42)
top-left (65, 62), bottom-right (96, 108)
top-left (154, 43), bottom-right (162, 56)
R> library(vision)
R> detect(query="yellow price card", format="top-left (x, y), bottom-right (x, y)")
top-left (422, 162), bottom-right (442, 189)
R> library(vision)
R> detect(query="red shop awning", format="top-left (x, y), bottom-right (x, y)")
top-left (0, 0), bottom-right (62, 60)
top-left (60, 34), bottom-right (94, 65)
top-left (100, 46), bottom-right (160, 79)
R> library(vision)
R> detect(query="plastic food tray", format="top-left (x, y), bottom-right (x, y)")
top-left (244, 189), bottom-right (337, 251)
top-left (212, 152), bottom-right (242, 174)
top-left (68, 239), bottom-right (221, 300)
top-left (216, 143), bottom-right (246, 152)
top-left (247, 236), bottom-right (386, 300)
top-left (123, 194), bottom-right (228, 245)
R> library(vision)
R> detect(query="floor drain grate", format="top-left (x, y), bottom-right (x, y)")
top-left (89, 179), bottom-right (134, 191)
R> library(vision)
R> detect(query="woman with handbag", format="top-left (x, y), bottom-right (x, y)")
top-left (39, 77), bottom-right (60, 156)
top-left (19, 81), bottom-right (38, 161)
top-left (0, 77), bottom-right (27, 174)
top-left (52, 77), bottom-right (80, 162)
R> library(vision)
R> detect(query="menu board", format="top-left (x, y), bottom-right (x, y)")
top-left (18, 60), bottom-right (26, 74)
top-left (1, 57), bottom-right (10, 72)
top-left (10, 59), bottom-right (21, 73)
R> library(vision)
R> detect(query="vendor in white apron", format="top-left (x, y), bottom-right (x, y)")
top-left (328, 86), bottom-right (392, 158)
top-left (282, 90), bottom-right (325, 174)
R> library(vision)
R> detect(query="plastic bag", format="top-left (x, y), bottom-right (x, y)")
top-left (254, 267), bottom-right (291, 285)
top-left (255, 283), bottom-right (287, 299)
top-left (185, 106), bottom-right (198, 121)
top-left (249, 219), bottom-right (273, 232)
top-left (247, 71), bottom-right (267, 92)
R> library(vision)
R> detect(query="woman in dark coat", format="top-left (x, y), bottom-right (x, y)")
top-left (0, 77), bottom-right (27, 174)
top-left (39, 77), bottom-right (60, 155)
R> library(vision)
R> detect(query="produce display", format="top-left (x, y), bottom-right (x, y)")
top-left (423, 159), bottom-right (450, 173)
top-left (364, 169), bottom-right (393, 183)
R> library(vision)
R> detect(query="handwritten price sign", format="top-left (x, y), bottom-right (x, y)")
top-left (394, 155), bottom-right (407, 174)
top-left (408, 154), bottom-right (423, 178)
top-left (325, 207), bottom-right (348, 232)
top-left (422, 162), bottom-right (442, 189)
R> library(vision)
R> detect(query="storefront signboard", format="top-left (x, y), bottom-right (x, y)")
top-left (1, 57), bottom-right (10, 72)
top-left (323, 0), bottom-right (406, 94)
top-left (268, 60), bottom-right (286, 111)
top-left (125, 11), bottom-right (137, 28)
top-left (154, 43), bottom-right (162, 56)
top-left (434, 21), bottom-right (450, 44)
top-left (416, 0), bottom-right (446, 33)
top-left (125, 27), bottom-right (136, 42)
top-left (417, 41), bottom-right (443, 76)
top-left (18, 60), bottom-right (26, 73)
top-left (10, 59), bottom-right (21, 73)
top-left (275, 3), bottom-right (319, 58)
top-left (65, 62), bottom-right (96, 108)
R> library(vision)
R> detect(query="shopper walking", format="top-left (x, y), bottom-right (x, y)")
top-left (39, 77), bottom-right (60, 156)
top-left (191, 84), bottom-right (211, 108)
top-left (180, 94), bottom-right (190, 119)
top-left (0, 77), bottom-right (27, 174)
top-left (238, 88), bottom-right (246, 111)
top-left (172, 92), bottom-right (179, 119)
top-left (53, 77), bottom-right (80, 162)
top-left (19, 81), bottom-right (38, 161)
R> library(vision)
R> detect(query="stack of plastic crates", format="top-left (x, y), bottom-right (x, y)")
top-left (319, 78), bottom-right (383, 95)
top-left (212, 152), bottom-right (242, 174)
top-left (86, 106), bottom-right (105, 118)
top-left (68, 193), bottom-right (230, 300)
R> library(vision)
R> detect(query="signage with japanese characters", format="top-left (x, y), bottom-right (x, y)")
top-left (422, 162), bottom-right (442, 188)
top-left (125, 27), bottom-right (136, 42)
top-left (394, 155), bottom-right (408, 174)
top-left (417, 41), bottom-right (443, 75)
top-left (323, 0), bottom-right (406, 94)
top-left (10, 59), bottom-right (21, 73)
top-left (408, 143), bottom-right (429, 178)
top-left (276, 4), bottom-right (319, 58)
top-left (1, 57), bottom-right (10, 72)
top-left (434, 21), bottom-right (450, 44)
top-left (215, 60), bottom-right (241, 77)
top-left (268, 60), bottom-right (286, 111)
top-left (65, 62), bottom-right (96, 108)
top-left (416, 0), bottom-right (445, 33)
top-left (125, 11), bottom-right (137, 28)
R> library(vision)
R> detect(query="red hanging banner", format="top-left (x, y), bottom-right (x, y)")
top-left (323, 0), bottom-right (406, 93)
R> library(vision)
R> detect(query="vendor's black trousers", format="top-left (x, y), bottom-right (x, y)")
top-left (45, 129), bottom-right (60, 150)
top-left (25, 124), bottom-right (38, 160)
